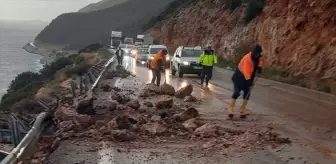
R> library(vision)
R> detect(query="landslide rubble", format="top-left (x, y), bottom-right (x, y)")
top-left (31, 76), bottom-right (291, 163)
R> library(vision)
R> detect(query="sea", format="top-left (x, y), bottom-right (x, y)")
top-left (0, 21), bottom-right (45, 99)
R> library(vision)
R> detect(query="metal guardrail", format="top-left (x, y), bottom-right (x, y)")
top-left (0, 52), bottom-right (116, 164)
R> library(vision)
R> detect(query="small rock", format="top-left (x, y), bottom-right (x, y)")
top-left (155, 96), bottom-right (174, 109)
top-left (51, 137), bottom-right (61, 151)
top-left (126, 100), bottom-right (140, 110)
top-left (143, 101), bottom-right (154, 107)
top-left (150, 115), bottom-right (162, 122)
top-left (111, 91), bottom-right (130, 103)
top-left (59, 120), bottom-right (75, 132)
top-left (175, 84), bottom-right (193, 98)
top-left (184, 95), bottom-right (197, 102)
top-left (95, 100), bottom-right (118, 111)
top-left (193, 123), bottom-right (219, 138)
top-left (61, 130), bottom-right (75, 139)
top-left (111, 129), bottom-right (135, 142)
top-left (174, 108), bottom-right (199, 122)
top-left (182, 118), bottom-right (199, 131)
top-left (143, 122), bottom-right (167, 135)
top-left (107, 115), bottom-right (132, 130)
top-left (101, 84), bottom-right (112, 92)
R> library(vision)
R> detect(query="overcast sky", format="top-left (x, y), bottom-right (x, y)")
top-left (0, 0), bottom-right (101, 22)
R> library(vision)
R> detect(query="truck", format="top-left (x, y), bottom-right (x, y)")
top-left (135, 35), bottom-right (145, 46)
top-left (124, 37), bottom-right (134, 45)
top-left (143, 35), bottom-right (154, 45)
top-left (110, 31), bottom-right (122, 49)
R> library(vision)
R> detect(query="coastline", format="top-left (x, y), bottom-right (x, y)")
top-left (22, 41), bottom-right (77, 65)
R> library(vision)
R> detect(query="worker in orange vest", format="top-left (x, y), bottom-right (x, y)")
top-left (150, 49), bottom-right (167, 86)
top-left (228, 44), bottom-right (263, 119)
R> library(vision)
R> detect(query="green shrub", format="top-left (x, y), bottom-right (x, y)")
top-left (39, 57), bottom-right (73, 79)
top-left (244, 0), bottom-right (265, 24)
top-left (7, 71), bottom-right (42, 93)
top-left (75, 55), bottom-right (85, 65)
top-left (0, 82), bottom-right (44, 111)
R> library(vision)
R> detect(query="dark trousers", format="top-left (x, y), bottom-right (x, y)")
top-left (232, 83), bottom-right (251, 100)
top-left (117, 56), bottom-right (123, 65)
top-left (151, 69), bottom-right (161, 86)
top-left (200, 66), bottom-right (213, 84)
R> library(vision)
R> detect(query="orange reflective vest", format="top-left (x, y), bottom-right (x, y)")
top-left (238, 52), bottom-right (263, 80)
top-left (150, 50), bottom-right (165, 69)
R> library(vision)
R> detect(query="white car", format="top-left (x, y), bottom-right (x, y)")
top-left (146, 45), bottom-right (170, 68)
top-left (170, 46), bottom-right (203, 77)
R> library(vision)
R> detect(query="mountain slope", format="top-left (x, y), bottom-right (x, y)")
top-left (78, 0), bottom-right (129, 13)
top-left (35, 0), bottom-right (174, 49)
top-left (149, 0), bottom-right (336, 94)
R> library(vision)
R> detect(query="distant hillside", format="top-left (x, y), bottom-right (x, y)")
top-left (35, 0), bottom-right (174, 50)
top-left (78, 0), bottom-right (129, 13)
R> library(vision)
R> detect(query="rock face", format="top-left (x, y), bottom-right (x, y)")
top-left (152, 0), bottom-right (336, 94)
top-left (175, 84), bottom-right (193, 98)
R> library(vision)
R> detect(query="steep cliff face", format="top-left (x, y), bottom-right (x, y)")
top-left (150, 0), bottom-right (336, 94)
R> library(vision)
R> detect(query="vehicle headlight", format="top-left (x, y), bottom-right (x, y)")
top-left (183, 61), bottom-right (190, 65)
top-left (166, 56), bottom-right (170, 60)
top-left (149, 56), bottom-right (154, 60)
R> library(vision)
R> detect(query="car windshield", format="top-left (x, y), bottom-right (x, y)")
top-left (150, 48), bottom-right (167, 54)
top-left (119, 44), bottom-right (126, 48)
top-left (138, 48), bottom-right (148, 54)
top-left (181, 49), bottom-right (202, 57)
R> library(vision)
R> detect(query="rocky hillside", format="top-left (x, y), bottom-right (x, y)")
top-left (35, 0), bottom-right (174, 50)
top-left (78, 0), bottom-right (129, 13)
top-left (148, 0), bottom-right (336, 94)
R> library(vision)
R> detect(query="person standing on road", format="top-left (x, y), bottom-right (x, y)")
top-left (116, 47), bottom-right (124, 66)
top-left (150, 49), bottom-right (167, 86)
top-left (227, 44), bottom-right (263, 119)
top-left (198, 45), bottom-right (217, 86)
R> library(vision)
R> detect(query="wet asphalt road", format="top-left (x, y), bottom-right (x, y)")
top-left (125, 56), bottom-right (336, 160)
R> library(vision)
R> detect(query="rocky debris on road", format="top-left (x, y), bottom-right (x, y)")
top-left (111, 129), bottom-right (136, 142)
top-left (139, 83), bottom-right (161, 97)
top-left (174, 107), bottom-right (199, 122)
top-left (160, 83), bottom-right (175, 96)
top-left (143, 121), bottom-right (168, 135)
top-left (175, 84), bottom-right (193, 98)
top-left (95, 100), bottom-right (118, 111)
top-left (155, 96), bottom-right (174, 109)
top-left (184, 95), bottom-right (197, 102)
top-left (75, 91), bottom-right (95, 115)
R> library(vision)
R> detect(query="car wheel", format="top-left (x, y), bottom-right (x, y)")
top-left (178, 66), bottom-right (183, 78)
top-left (171, 62), bottom-right (176, 75)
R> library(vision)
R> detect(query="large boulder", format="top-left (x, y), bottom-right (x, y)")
top-left (160, 83), bottom-right (175, 96)
top-left (155, 96), bottom-right (174, 109)
top-left (174, 108), bottom-right (199, 122)
top-left (139, 83), bottom-right (161, 97)
top-left (175, 84), bottom-right (193, 98)
top-left (54, 107), bottom-right (78, 122)
top-left (59, 120), bottom-right (75, 132)
top-left (107, 115), bottom-right (132, 130)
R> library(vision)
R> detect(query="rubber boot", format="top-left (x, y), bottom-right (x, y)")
top-left (227, 99), bottom-right (236, 119)
top-left (240, 100), bottom-right (249, 119)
